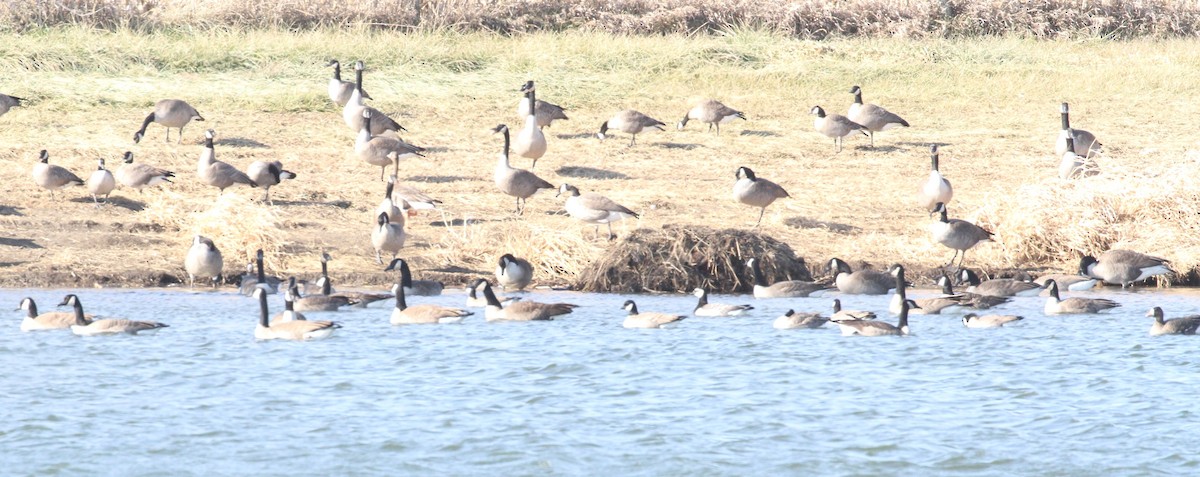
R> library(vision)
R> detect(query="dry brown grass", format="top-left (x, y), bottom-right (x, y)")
top-left (3, 0), bottom-right (1200, 38)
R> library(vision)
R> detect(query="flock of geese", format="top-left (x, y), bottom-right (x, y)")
top-left (4, 58), bottom-right (1193, 340)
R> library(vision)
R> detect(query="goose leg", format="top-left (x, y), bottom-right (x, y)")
top-left (376, 249), bottom-right (384, 265)
top-left (607, 223), bottom-right (616, 241)
top-left (629, 135), bottom-right (636, 147)
top-left (177, 126), bottom-right (185, 144)
top-left (165, 127), bottom-right (171, 144)
top-left (515, 197), bottom-right (523, 215)
top-left (835, 137), bottom-right (841, 153)
top-left (943, 250), bottom-right (960, 269)
top-left (188, 273), bottom-right (195, 288)
top-left (754, 207), bottom-right (765, 228)
top-left (869, 131), bottom-right (875, 148)
top-left (715, 123), bottom-right (720, 135)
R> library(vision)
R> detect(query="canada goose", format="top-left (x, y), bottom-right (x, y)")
top-left (57, 294), bottom-right (169, 336)
top-left (246, 160), bottom-right (296, 204)
top-left (286, 276), bottom-right (359, 312)
top-left (239, 249), bottom-right (281, 295)
top-left (479, 280), bottom-right (575, 322)
top-left (184, 235), bottom-right (223, 288)
top-left (371, 212), bottom-right (406, 265)
top-left (0, 93), bottom-right (24, 117)
top-left (597, 109), bottom-right (666, 147)
top-left (828, 258), bottom-right (895, 295)
top-left (889, 265), bottom-right (969, 315)
top-left (1058, 133), bottom-right (1099, 179)
top-left (1055, 102), bottom-right (1101, 157)
top-left (962, 314), bottom-right (1024, 328)
top-left (491, 124), bottom-right (555, 215)
top-left (846, 86), bottom-right (909, 147)
top-left (326, 59), bottom-right (371, 107)
top-left (772, 309), bottom-right (827, 330)
top-left (1146, 307), bottom-right (1200, 336)
top-left (516, 85), bottom-right (569, 130)
top-left (17, 297), bottom-right (94, 331)
top-left (342, 61), bottom-right (406, 136)
top-left (691, 288), bottom-right (753, 317)
top-left (391, 181), bottom-right (441, 211)
top-left (87, 158), bottom-right (116, 205)
top-left (253, 287), bottom-right (340, 341)
top-left (383, 258), bottom-right (445, 296)
top-left (31, 150), bottom-right (84, 199)
top-left (376, 179), bottom-right (407, 225)
top-left (557, 183), bottom-right (638, 240)
top-left (115, 151), bottom-right (174, 190)
top-left (930, 202), bottom-right (993, 269)
top-left (466, 278), bottom-right (520, 307)
top-left (733, 166), bottom-right (789, 228)
top-left (810, 105), bottom-right (868, 153)
top-left (622, 300), bottom-right (685, 329)
top-left (1044, 280), bottom-right (1120, 314)
top-left (315, 253), bottom-right (390, 306)
top-left (513, 81), bottom-right (548, 168)
top-left (197, 130), bottom-right (257, 195)
top-left (830, 299), bottom-right (876, 322)
top-left (270, 287), bottom-right (307, 324)
top-left (356, 109), bottom-right (425, 181)
top-left (387, 261), bottom-right (471, 325)
top-left (920, 145), bottom-right (952, 212)
top-left (838, 298), bottom-right (916, 337)
top-left (956, 269), bottom-right (1043, 297)
top-left (935, 274), bottom-right (1011, 309)
top-left (133, 99), bottom-right (204, 144)
top-left (677, 99), bottom-right (746, 135)
top-left (1032, 274), bottom-right (1096, 292)
top-left (496, 253), bottom-right (533, 291)
top-left (1080, 250), bottom-right (1172, 288)
top-left (746, 257), bottom-right (829, 298)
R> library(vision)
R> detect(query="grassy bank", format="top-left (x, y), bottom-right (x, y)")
top-left (1, 28), bottom-right (1199, 289)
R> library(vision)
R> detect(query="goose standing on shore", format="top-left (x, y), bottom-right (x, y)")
top-left (557, 183), bottom-right (638, 240)
top-left (115, 151), bottom-right (174, 190)
top-left (133, 99), bottom-right (203, 144)
top-left (517, 84), bottom-right (568, 129)
top-left (597, 109), bottom-right (666, 147)
top-left (58, 294), bottom-right (169, 336)
top-left (1044, 280), bottom-right (1120, 314)
top-left (1080, 250), bottom-right (1172, 288)
top-left (31, 150), bottom-right (84, 199)
top-left (356, 109), bottom-right (425, 181)
top-left (496, 254), bottom-right (533, 291)
top-left (197, 130), bottom-right (257, 195)
top-left (810, 105), bottom-right (868, 153)
top-left (733, 166), bottom-right (789, 228)
top-left (480, 281), bottom-right (575, 322)
top-left (1055, 102), bottom-right (1101, 157)
top-left (376, 179), bottom-right (406, 224)
top-left (692, 288), bottom-right (754, 317)
top-left (513, 81), bottom-right (548, 168)
top-left (920, 145), bottom-right (952, 212)
top-left (87, 158), bottom-right (116, 205)
top-left (0, 93), bottom-right (24, 117)
top-left (253, 288), bottom-right (340, 341)
top-left (1146, 307), bottom-right (1200, 336)
top-left (622, 300), bottom-right (685, 329)
top-left (342, 61), bottom-right (406, 136)
top-left (746, 257), bottom-right (829, 298)
top-left (18, 297), bottom-right (94, 331)
top-left (930, 202), bottom-right (993, 269)
top-left (677, 99), bottom-right (746, 135)
top-left (184, 235), bottom-right (223, 288)
top-left (1058, 133), bottom-right (1099, 179)
top-left (246, 160), bottom-right (296, 204)
top-left (326, 59), bottom-right (370, 107)
top-left (828, 258), bottom-right (895, 295)
top-left (846, 85), bottom-right (909, 147)
top-left (371, 212), bottom-right (406, 265)
top-left (492, 124), bottom-right (555, 215)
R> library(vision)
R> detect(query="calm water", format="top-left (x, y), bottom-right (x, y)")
top-left (2, 286), bottom-right (1199, 476)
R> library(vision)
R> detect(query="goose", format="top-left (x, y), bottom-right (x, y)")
top-left (238, 249), bottom-right (281, 295)
top-left (383, 258), bottom-right (444, 296)
top-left (392, 181), bottom-right (441, 211)
top-left (286, 276), bottom-right (359, 311)
top-left (133, 99), bottom-right (204, 144)
top-left (86, 158), bottom-right (116, 205)
top-left (962, 313), bottom-right (1024, 329)
top-left (387, 262), bottom-right (471, 324)
top-left (846, 85), bottom-right (909, 147)
top-left (466, 278), bottom-right (519, 307)
top-left (1080, 250), bottom-right (1172, 288)
top-left (342, 61), bottom-right (406, 136)
top-left (57, 294), bottom-right (168, 336)
top-left (677, 99), bottom-right (746, 135)
top-left (356, 109), bottom-right (425, 181)
top-left (197, 130), bottom-right (257, 195)
top-left (270, 287), bottom-right (307, 323)
top-left (772, 309), bottom-right (827, 330)
top-left (17, 297), bottom-right (94, 331)
top-left (496, 253), bottom-right (533, 291)
top-left (838, 298), bottom-right (917, 337)
top-left (313, 253), bottom-right (393, 307)
top-left (1146, 307), bottom-right (1200, 336)
top-left (956, 269), bottom-right (1043, 297)
top-left (516, 84), bottom-right (569, 129)
top-left (597, 109), bottom-right (666, 147)
top-left (513, 81), bottom-right (548, 168)
top-left (557, 183), bottom-right (638, 240)
top-left (930, 202), bottom-right (993, 269)
top-left (810, 105), bottom-right (868, 153)
top-left (246, 160), bottom-right (296, 204)
top-left (733, 166), bottom-right (789, 228)
top-left (889, 265), bottom-right (970, 315)
top-left (0, 93), bottom-right (24, 117)
top-left (828, 258), bottom-right (895, 295)
top-left (1032, 273), bottom-right (1096, 292)
top-left (371, 212), bottom-right (406, 265)
top-left (746, 257), bottom-right (829, 298)
top-left (479, 280), bottom-right (575, 322)
top-left (691, 288), bottom-right (754, 317)
top-left (622, 300), bottom-right (685, 329)
top-left (920, 145), bottom-right (952, 212)
top-left (1055, 102), bottom-right (1101, 158)
top-left (1058, 133), bottom-right (1098, 179)
top-left (935, 274), bottom-right (1011, 309)
top-left (830, 299), bottom-right (876, 322)
top-left (31, 150), bottom-right (84, 199)
top-left (1044, 280), bottom-right (1120, 315)
top-left (253, 287), bottom-right (340, 341)
top-left (115, 151), bottom-right (174, 190)
top-left (376, 179), bottom-right (407, 225)
top-left (184, 235), bottom-right (223, 288)
top-left (326, 59), bottom-right (371, 107)
top-left (491, 124), bottom-right (555, 215)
